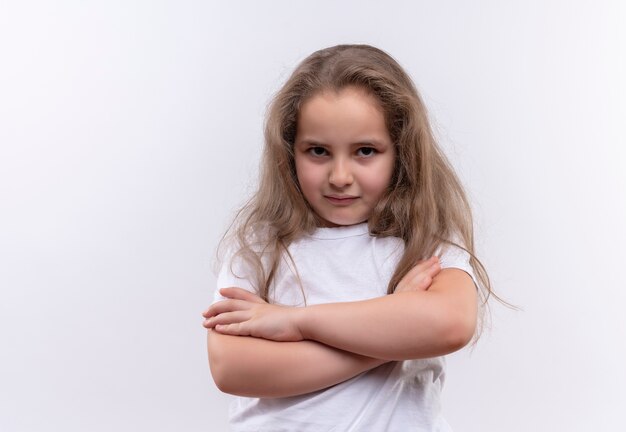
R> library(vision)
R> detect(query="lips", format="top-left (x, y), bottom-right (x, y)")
top-left (324, 195), bottom-right (359, 206)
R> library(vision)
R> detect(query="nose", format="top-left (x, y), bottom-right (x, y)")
top-left (329, 158), bottom-right (353, 187)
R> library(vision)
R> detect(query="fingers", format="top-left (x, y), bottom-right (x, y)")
top-left (201, 287), bottom-right (265, 318)
top-left (213, 322), bottom-right (250, 336)
top-left (418, 257), bottom-right (441, 286)
top-left (202, 299), bottom-right (253, 319)
top-left (203, 310), bottom-right (250, 329)
top-left (426, 258), bottom-right (441, 277)
top-left (415, 276), bottom-right (433, 291)
top-left (420, 256), bottom-right (439, 269)
top-left (395, 256), bottom-right (441, 293)
top-left (406, 256), bottom-right (440, 279)
top-left (219, 287), bottom-right (266, 304)
top-left (200, 288), bottom-right (275, 332)
top-left (407, 256), bottom-right (439, 278)
top-left (421, 256), bottom-right (441, 275)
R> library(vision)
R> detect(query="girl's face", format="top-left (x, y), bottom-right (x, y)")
top-left (294, 86), bottom-right (395, 227)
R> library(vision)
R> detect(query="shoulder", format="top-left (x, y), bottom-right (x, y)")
top-left (213, 234), bottom-right (261, 305)
top-left (213, 223), bottom-right (282, 304)
top-left (434, 234), bottom-right (479, 289)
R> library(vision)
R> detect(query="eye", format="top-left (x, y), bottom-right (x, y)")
top-left (307, 146), bottom-right (328, 157)
top-left (357, 147), bottom-right (377, 157)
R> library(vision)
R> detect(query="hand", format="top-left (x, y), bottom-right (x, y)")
top-left (395, 256), bottom-right (441, 293)
top-left (201, 287), bottom-right (305, 342)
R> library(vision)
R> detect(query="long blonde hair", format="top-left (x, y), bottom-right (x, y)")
top-left (218, 44), bottom-right (508, 338)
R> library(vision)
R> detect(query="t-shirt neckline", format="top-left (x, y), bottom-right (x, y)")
top-left (309, 222), bottom-right (370, 240)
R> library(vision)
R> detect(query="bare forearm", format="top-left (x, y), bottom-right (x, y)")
top-left (207, 330), bottom-right (389, 398)
top-left (205, 270), bottom-right (476, 371)
top-left (297, 270), bottom-right (477, 360)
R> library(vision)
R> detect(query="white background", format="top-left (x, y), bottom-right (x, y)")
top-left (1, 1), bottom-right (624, 431)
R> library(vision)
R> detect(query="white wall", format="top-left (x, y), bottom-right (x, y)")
top-left (1, 1), bottom-right (624, 431)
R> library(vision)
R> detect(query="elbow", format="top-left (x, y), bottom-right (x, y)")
top-left (444, 325), bottom-right (474, 353)
top-left (207, 331), bottom-right (256, 396)
top-left (401, 309), bottom-right (477, 360)
top-left (208, 355), bottom-right (228, 393)
top-left (211, 367), bottom-right (234, 394)
top-left (443, 311), bottom-right (477, 352)
top-left (207, 331), bottom-right (236, 394)
top-left (210, 352), bottom-right (241, 395)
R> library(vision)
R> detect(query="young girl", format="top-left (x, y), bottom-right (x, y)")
top-left (202, 44), bottom-right (496, 431)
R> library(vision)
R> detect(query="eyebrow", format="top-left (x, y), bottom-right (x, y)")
top-left (298, 138), bottom-right (386, 147)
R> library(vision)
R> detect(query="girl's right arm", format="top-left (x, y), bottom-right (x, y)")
top-left (206, 257), bottom-right (440, 398)
top-left (207, 329), bottom-right (388, 398)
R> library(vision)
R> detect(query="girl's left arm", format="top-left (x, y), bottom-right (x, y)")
top-left (205, 268), bottom-right (477, 361)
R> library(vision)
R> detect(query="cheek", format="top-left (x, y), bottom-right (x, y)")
top-left (378, 156), bottom-right (396, 190)
top-left (295, 160), bottom-right (319, 193)
top-left (364, 163), bottom-right (394, 194)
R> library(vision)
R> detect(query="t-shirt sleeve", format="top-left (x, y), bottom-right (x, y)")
top-left (212, 248), bottom-right (258, 305)
top-left (435, 241), bottom-right (480, 289)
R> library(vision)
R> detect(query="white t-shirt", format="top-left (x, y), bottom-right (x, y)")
top-left (212, 222), bottom-right (477, 432)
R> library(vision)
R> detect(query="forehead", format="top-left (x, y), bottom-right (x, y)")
top-left (300, 86), bottom-right (382, 115)
top-left (296, 86), bottom-right (390, 144)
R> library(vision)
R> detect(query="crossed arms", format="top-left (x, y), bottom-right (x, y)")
top-left (202, 258), bottom-right (477, 398)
